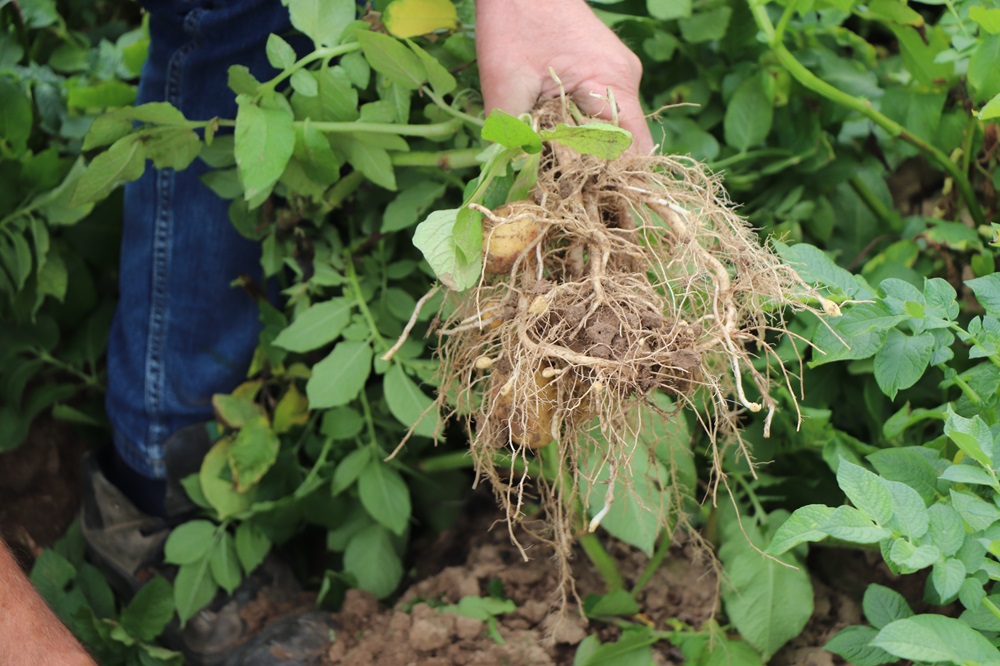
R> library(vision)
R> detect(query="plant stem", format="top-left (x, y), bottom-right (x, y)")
top-left (849, 175), bottom-right (900, 232)
top-left (304, 118), bottom-right (462, 138)
top-left (630, 530), bottom-right (672, 597)
top-left (259, 42), bottom-right (362, 95)
top-left (579, 532), bottom-right (626, 591)
top-left (421, 85), bottom-right (485, 128)
top-left (418, 450), bottom-right (538, 477)
top-left (321, 170), bottom-right (365, 213)
top-left (345, 258), bottom-right (388, 353)
top-left (37, 350), bottom-right (103, 391)
top-left (391, 148), bottom-right (481, 169)
top-left (749, 1), bottom-right (986, 227)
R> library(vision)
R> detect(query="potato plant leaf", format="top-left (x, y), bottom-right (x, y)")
top-left (234, 93), bottom-right (296, 205)
top-left (343, 524), bottom-right (403, 599)
top-left (283, 0), bottom-right (354, 47)
top-left (482, 110), bottom-right (542, 153)
top-left (871, 615), bottom-right (1000, 664)
top-left (306, 340), bottom-right (373, 408)
top-left (539, 123), bottom-right (632, 160)
top-left (384, 364), bottom-right (440, 439)
top-left (383, 0), bottom-right (458, 38)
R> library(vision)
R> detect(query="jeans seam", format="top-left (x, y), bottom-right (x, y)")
top-left (144, 11), bottom-right (203, 477)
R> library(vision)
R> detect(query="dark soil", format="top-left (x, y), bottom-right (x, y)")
top-left (0, 418), bottom-right (89, 570)
top-left (0, 418), bottom-right (915, 665)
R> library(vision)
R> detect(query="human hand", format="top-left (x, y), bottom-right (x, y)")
top-left (475, 0), bottom-right (654, 155)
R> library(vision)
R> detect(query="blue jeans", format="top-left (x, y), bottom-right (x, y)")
top-left (106, 0), bottom-right (290, 479)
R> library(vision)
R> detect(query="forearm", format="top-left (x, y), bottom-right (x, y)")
top-left (0, 539), bottom-right (95, 666)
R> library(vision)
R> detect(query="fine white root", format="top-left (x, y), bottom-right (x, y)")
top-left (381, 285), bottom-right (441, 362)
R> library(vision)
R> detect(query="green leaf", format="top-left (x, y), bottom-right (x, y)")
top-left (209, 531), bottom-right (242, 595)
top-left (647, 0), bottom-right (691, 20)
top-left (580, 630), bottom-right (657, 666)
top-left (174, 560), bottom-right (218, 627)
top-left (332, 447), bottom-right (371, 495)
top-left (930, 559), bottom-right (965, 601)
top-left (212, 393), bottom-right (261, 429)
top-left (290, 70), bottom-right (319, 97)
top-left (121, 576), bottom-right (174, 642)
top-left (820, 505), bottom-right (891, 543)
top-left (583, 437), bottom-right (668, 556)
top-left (228, 418), bottom-right (280, 490)
top-left (343, 524), bottom-right (403, 598)
top-left (724, 74), bottom-right (773, 152)
top-left (358, 461), bottom-right (411, 536)
top-left (273, 298), bottom-right (353, 352)
top-left (950, 489), bottom-right (1000, 531)
top-left (284, 0), bottom-right (355, 47)
top-left (384, 364), bottom-right (440, 439)
top-left (940, 464), bottom-right (999, 489)
top-left (766, 505), bottom-right (836, 554)
top-left (944, 409), bottom-right (994, 470)
top-left (871, 615), bottom-right (1000, 664)
top-left (678, 6), bottom-right (732, 43)
top-left (967, 274), bottom-right (1000, 315)
top-left (981, 93), bottom-right (1000, 121)
top-left (927, 503), bottom-right (965, 557)
top-left (143, 128), bottom-right (201, 171)
top-left (873, 329), bottom-right (934, 399)
top-left (775, 241), bottom-right (875, 300)
top-left (867, 447), bottom-right (939, 505)
top-left (306, 341), bottom-right (373, 408)
top-left (234, 93), bottom-right (295, 205)
top-left (342, 137), bottom-right (396, 190)
top-left (227, 65), bottom-right (261, 96)
top-left (968, 35), bottom-right (1000, 102)
top-left (71, 134), bottom-right (147, 206)
top-left (970, 5), bottom-right (1000, 34)
top-left (383, 182), bottom-right (446, 232)
top-left (234, 522), bottom-right (270, 575)
top-left (164, 520), bottom-right (217, 566)
top-left (837, 460), bottom-right (893, 526)
top-left (720, 519), bottom-right (813, 660)
top-left (0, 78), bottom-right (34, 155)
top-left (825, 625), bottom-right (896, 666)
top-left (539, 123), bottom-right (633, 160)
top-left (482, 110), bottom-right (542, 153)
top-left (413, 208), bottom-right (481, 291)
top-left (356, 30), bottom-right (427, 90)
top-left (200, 438), bottom-right (254, 519)
top-left (439, 596), bottom-right (517, 620)
top-left (583, 589), bottom-right (641, 617)
top-left (321, 407), bottom-right (365, 441)
top-left (863, 584), bottom-right (914, 629)
top-left (884, 479), bottom-right (929, 539)
top-left (383, 0), bottom-right (459, 38)
top-left (891, 25), bottom-right (953, 87)
top-left (265, 33), bottom-right (297, 70)
top-left (406, 39), bottom-right (457, 95)
top-left (30, 549), bottom-right (76, 605)
top-left (888, 540), bottom-right (939, 572)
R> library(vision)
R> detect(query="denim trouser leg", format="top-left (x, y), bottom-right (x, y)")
top-left (106, 0), bottom-right (290, 479)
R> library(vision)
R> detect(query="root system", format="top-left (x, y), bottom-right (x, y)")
top-left (424, 99), bottom-right (818, 604)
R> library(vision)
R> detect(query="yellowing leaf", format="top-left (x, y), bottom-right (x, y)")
top-left (383, 0), bottom-right (458, 38)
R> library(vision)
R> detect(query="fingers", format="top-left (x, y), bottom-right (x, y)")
top-left (480, 60), bottom-right (543, 119)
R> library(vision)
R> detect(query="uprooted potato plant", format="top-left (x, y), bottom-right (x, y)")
top-left (407, 99), bottom-right (824, 596)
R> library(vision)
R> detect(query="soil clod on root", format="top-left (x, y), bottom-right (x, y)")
top-left (424, 100), bottom-right (818, 604)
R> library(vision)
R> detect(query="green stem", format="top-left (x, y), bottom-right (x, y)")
top-left (37, 350), bottom-right (102, 391)
top-left (304, 118), bottom-right (462, 138)
top-left (849, 175), bottom-right (900, 231)
top-left (708, 148), bottom-right (793, 171)
top-left (259, 42), bottom-right (362, 95)
top-left (421, 85), bottom-right (485, 128)
top-left (734, 473), bottom-right (767, 523)
top-left (943, 366), bottom-right (981, 406)
top-left (321, 170), bottom-right (365, 213)
top-left (749, 2), bottom-right (986, 227)
top-left (579, 532), bottom-right (626, 591)
top-left (630, 530), bottom-right (672, 597)
top-left (390, 148), bottom-right (481, 169)
top-left (418, 450), bottom-right (538, 477)
top-left (359, 389), bottom-right (380, 452)
top-left (345, 257), bottom-right (388, 353)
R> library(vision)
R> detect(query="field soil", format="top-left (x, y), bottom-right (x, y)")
top-left (0, 420), bottom-right (907, 665)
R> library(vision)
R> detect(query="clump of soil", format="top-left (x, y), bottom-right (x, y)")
top-left (431, 99), bottom-right (820, 597)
